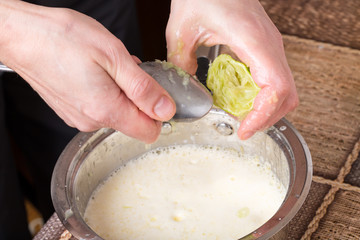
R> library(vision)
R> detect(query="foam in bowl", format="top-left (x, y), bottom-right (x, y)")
top-left (84, 144), bottom-right (286, 240)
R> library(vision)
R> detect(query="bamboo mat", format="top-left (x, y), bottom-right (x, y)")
top-left (33, 34), bottom-right (360, 239)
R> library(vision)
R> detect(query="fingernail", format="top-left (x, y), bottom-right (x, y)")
top-left (241, 131), bottom-right (255, 140)
top-left (154, 96), bottom-right (174, 120)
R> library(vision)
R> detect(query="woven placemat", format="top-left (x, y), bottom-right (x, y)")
top-left (33, 212), bottom-right (68, 240)
top-left (260, 0), bottom-right (360, 50)
top-left (286, 182), bottom-right (331, 239)
top-left (283, 36), bottom-right (360, 179)
top-left (282, 34), bottom-right (360, 239)
top-left (345, 154), bottom-right (360, 187)
top-left (312, 190), bottom-right (360, 239)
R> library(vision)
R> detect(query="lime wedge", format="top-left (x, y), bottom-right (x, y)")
top-left (206, 54), bottom-right (260, 119)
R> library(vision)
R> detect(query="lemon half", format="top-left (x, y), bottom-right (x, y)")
top-left (206, 54), bottom-right (260, 119)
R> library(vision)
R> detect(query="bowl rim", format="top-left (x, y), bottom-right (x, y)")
top-left (241, 118), bottom-right (313, 239)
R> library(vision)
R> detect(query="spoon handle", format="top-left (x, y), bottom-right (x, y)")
top-left (0, 62), bottom-right (14, 72)
top-left (0, 46), bottom-right (225, 73)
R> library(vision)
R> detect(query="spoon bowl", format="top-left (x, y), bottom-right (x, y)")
top-left (140, 61), bottom-right (213, 122)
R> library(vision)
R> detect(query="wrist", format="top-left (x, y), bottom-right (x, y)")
top-left (0, 0), bottom-right (46, 66)
top-left (0, 1), bottom-right (14, 58)
top-left (0, 0), bottom-right (27, 64)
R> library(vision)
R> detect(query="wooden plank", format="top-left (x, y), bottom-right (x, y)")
top-left (260, 0), bottom-right (360, 49)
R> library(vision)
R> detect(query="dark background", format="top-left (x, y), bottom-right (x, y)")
top-left (136, 0), bottom-right (171, 61)
top-left (135, 0), bottom-right (360, 61)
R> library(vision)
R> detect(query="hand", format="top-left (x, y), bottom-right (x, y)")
top-left (0, 0), bottom-right (176, 143)
top-left (166, 0), bottom-right (298, 140)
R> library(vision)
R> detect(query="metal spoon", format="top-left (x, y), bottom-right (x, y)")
top-left (139, 61), bottom-right (213, 121)
top-left (0, 61), bottom-right (213, 122)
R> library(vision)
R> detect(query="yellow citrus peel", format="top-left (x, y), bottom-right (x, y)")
top-left (206, 54), bottom-right (260, 119)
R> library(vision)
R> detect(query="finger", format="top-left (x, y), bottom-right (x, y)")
top-left (37, 77), bottom-right (161, 143)
top-left (118, 59), bottom-right (176, 121)
top-left (237, 85), bottom-right (298, 140)
top-left (165, 20), bottom-right (200, 75)
top-left (260, 88), bottom-right (299, 129)
top-left (63, 82), bottom-right (162, 143)
top-left (97, 42), bottom-right (176, 122)
top-left (131, 55), bottom-right (142, 64)
top-left (237, 86), bottom-right (284, 139)
top-left (77, 87), bottom-right (162, 143)
top-left (106, 90), bottom-right (162, 143)
top-left (228, 37), bottom-right (296, 139)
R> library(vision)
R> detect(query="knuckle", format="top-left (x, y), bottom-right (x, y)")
top-left (104, 40), bottom-right (123, 67)
top-left (73, 120), bottom-right (97, 132)
top-left (276, 85), bottom-right (289, 99)
top-left (83, 92), bottom-right (129, 129)
top-left (79, 102), bottom-right (108, 129)
top-left (273, 29), bottom-right (283, 45)
top-left (275, 82), bottom-right (299, 112)
top-left (289, 93), bottom-right (300, 110)
top-left (128, 75), bottom-right (153, 101)
top-left (274, 76), bottom-right (293, 99)
top-left (55, 9), bottom-right (78, 33)
top-left (86, 106), bottom-right (109, 127)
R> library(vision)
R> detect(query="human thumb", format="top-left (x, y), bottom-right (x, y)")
top-left (114, 57), bottom-right (176, 122)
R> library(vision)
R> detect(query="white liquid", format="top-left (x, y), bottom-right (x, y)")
top-left (84, 145), bottom-right (286, 240)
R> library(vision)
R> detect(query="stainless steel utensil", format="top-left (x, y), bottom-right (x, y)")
top-left (139, 61), bottom-right (213, 121)
top-left (0, 62), bottom-right (14, 72)
top-left (0, 61), bottom-right (213, 122)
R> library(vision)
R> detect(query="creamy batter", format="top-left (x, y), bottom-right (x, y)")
top-left (84, 145), bottom-right (286, 240)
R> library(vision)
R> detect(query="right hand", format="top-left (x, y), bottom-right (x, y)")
top-left (166, 0), bottom-right (298, 140)
top-left (0, 0), bottom-right (176, 143)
